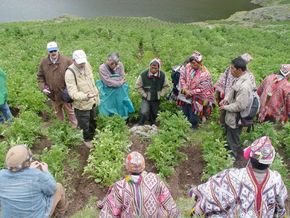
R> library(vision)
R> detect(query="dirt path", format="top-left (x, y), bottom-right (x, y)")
top-left (129, 134), bottom-right (204, 198)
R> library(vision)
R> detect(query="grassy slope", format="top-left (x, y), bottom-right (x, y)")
top-left (0, 2), bottom-right (289, 218)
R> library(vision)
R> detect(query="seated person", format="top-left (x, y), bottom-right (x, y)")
top-left (0, 145), bottom-right (67, 218)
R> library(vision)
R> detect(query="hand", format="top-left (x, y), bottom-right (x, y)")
top-left (185, 93), bottom-right (192, 99)
top-left (42, 88), bottom-right (51, 95)
top-left (219, 99), bottom-right (228, 106)
top-left (219, 104), bottom-right (225, 111)
top-left (30, 161), bottom-right (41, 169)
top-left (87, 93), bottom-right (97, 99)
top-left (39, 162), bottom-right (48, 172)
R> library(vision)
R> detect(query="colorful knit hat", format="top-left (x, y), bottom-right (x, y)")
top-left (126, 151), bottom-right (145, 174)
top-left (243, 136), bottom-right (275, 165)
top-left (240, 53), bottom-right (253, 64)
top-left (191, 51), bottom-right (203, 63)
top-left (280, 64), bottom-right (290, 77)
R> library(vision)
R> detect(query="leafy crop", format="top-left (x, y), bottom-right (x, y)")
top-left (84, 116), bottom-right (130, 186)
top-left (146, 111), bottom-right (191, 177)
top-left (0, 141), bottom-right (10, 169)
top-left (4, 111), bottom-right (42, 146)
top-left (47, 120), bottom-right (83, 148)
top-left (40, 144), bottom-right (68, 182)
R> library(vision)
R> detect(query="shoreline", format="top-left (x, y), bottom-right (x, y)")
top-left (0, 0), bottom-right (270, 25)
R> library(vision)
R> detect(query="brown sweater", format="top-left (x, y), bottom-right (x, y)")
top-left (37, 54), bottom-right (73, 102)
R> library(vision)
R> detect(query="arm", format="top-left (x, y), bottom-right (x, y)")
top-left (37, 60), bottom-right (46, 91)
top-left (214, 67), bottom-right (230, 94)
top-left (65, 69), bottom-right (89, 101)
top-left (257, 78), bottom-right (266, 96)
top-left (159, 76), bottom-right (170, 97)
top-left (98, 183), bottom-right (123, 217)
top-left (99, 64), bottom-right (124, 87)
top-left (286, 91), bottom-right (290, 120)
top-left (159, 180), bottom-right (180, 218)
top-left (135, 75), bottom-right (147, 98)
top-left (178, 65), bottom-right (187, 90)
top-left (223, 86), bottom-right (251, 113)
top-left (274, 172), bottom-right (288, 217)
top-left (39, 171), bottom-right (57, 196)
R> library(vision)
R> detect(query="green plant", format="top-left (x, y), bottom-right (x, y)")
top-left (146, 111), bottom-right (191, 177)
top-left (4, 111), bottom-right (42, 146)
top-left (85, 116), bottom-right (129, 186)
top-left (40, 144), bottom-right (68, 182)
top-left (47, 120), bottom-right (83, 148)
top-left (0, 141), bottom-right (10, 169)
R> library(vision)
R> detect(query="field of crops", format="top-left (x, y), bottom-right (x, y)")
top-left (0, 4), bottom-right (289, 216)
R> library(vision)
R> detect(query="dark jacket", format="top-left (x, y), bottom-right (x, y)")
top-left (37, 54), bottom-right (73, 102)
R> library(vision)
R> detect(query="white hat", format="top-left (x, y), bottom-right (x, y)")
top-left (240, 53), bottom-right (253, 64)
top-left (73, 50), bottom-right (87, 64)
top-left (47, 41), bottom-right (58, 52)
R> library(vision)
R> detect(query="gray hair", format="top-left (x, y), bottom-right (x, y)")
top-left (107, 52), bottom-right (120, 63)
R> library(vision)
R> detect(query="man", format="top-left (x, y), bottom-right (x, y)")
top-left (98, 151), bottom-right (180, 217)
top-left (97, 52), bottom-right (134, 118)
top-left (135, 58), bottom-right (169, 125)
top-left (214, 53), bottom-right (256, 126)
top-left (0, 144), bottom-right (67, 218)
top-left (37, 41), bottom-right (77, 128)
top-left (178, 51), bottom-right (214, 128)
top-left (257, 64), bottom-right (290, 123)
top-left (0, 67), bottom-right (13, 124)
top-left (65, 49), bottom-right (100, 148)
top-left (219, 57), bottom-right (253, 157)
top-left (189, 136), bottom-right (288, 217)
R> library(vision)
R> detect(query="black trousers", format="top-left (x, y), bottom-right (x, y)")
top-left (225, 124), bottom-right (243, 156)
top-left (138, 99), bottom-right (160, 125)
top-left (181, 103), bottom-right (199, 129)
top-left (74, 106), bottom-right (96, 141)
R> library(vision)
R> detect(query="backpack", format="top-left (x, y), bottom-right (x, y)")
top-left (239, 90), bottom-right (260, 130)
top-left (62, 68), bottom-right (77, 103)
top-left (166, 57), bottom-right (191, 100)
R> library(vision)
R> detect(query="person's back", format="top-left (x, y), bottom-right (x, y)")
top-left (98, 152), bottom-right (180, 217)
top-left (0, 168), bottom-right (56, 218)
top-left (190, 136), bottom-right (288, 217)
top-left (257, 64), bottom-right (290, 123)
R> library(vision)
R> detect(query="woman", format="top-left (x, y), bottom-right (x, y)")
top-left (178, 51), bottom-right (214, 128)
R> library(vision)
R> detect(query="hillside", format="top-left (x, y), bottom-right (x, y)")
top-left (0, 1), bottom-right (290, 217)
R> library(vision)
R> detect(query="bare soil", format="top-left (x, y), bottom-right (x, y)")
top-left (61, 133), bottom-right (204, 217)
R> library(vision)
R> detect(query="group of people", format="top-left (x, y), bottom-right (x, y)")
top-left (35, 41), bottom-right (173, 147)
top-left (0, 136), bottom-right (287, 217)
top-left (0, 41), bottom-right (289, 217)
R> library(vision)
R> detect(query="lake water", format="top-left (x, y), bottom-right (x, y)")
top-left (0, 0), bottom-right (258, 23)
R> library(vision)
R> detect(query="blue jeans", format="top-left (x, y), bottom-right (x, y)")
top-left (0, 102), bottom-right (13, 123)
